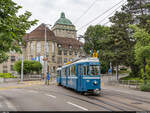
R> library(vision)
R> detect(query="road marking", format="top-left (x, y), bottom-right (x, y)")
top-left (28, 90), bottom-right (38, 93)
top-left (67, 101), bottom-right (88, 111)
top-left (0, 103), bottom-right (2, 108)
top-left (103, 88), bottom-right (131, 94)
top-left (45, 94), bottom-right (56, 99)
top-left (4, 99), bottom-right (17, 111)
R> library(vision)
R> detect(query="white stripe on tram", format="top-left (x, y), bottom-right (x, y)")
top-left (83, 77), bottom-right (100, 79)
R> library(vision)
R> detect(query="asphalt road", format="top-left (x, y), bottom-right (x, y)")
top-left (0, 82), bottom-right (150, 111)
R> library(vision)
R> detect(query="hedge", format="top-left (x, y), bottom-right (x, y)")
top-left (0, 73), bottom-right (16, 78)
top-left (140, 83), bottom-right (150, 92)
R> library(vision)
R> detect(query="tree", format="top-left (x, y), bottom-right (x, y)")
top-left (13, 60), bottom-right (42, 75)
top-left (130, 25), bottom-right (150, 83)
top-left (107, 0), bottom-right (150, 77)
top-left (0, 0), bottom-right (38, 63)
top-left (83, 25), bottom-right (110, 73)
top-left (122, 0), bottom-right (150, 32)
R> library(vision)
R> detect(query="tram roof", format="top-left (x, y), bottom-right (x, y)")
top-left (62, 57), bottom-right (100, 68)
top-left (56, 67), bottom-right (62, 71)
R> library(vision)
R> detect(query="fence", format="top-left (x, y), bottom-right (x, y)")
top-left (107, 78), bottom-right (150, 89)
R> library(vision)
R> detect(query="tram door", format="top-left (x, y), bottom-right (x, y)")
top-left (78, 64), bottom-right (83, 91)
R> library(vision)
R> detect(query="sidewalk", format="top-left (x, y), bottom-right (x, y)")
top-left (0, 79), bottom-right (56, 91)
top-left (103, 84), bottom-right (150, 99)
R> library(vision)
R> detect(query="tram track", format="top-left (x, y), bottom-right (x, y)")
top-left (25, 86), bottom-right (133, 111)
top-left (24, 85), bottom-right (149, 111)
top-left (101, 95), bottom-right (146, 111)
top-left (25, 87), bottom-right (114, 110)
top-left (87, 96), bottom-right (132, 111)
top-left (102, 90), bottom-right (150, 104)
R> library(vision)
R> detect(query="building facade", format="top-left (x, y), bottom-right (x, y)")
top-left (0, 12), bottom-right (84, 74)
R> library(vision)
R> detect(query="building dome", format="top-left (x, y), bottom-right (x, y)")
top-left (54, 12), bottom-right (73, 26)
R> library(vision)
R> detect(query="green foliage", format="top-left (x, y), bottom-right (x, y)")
top-left (120, 75), bottom-right (143, 81)
top-left (0, 73), bottom-right (16, 78)
top-left (83, 25), bottom-right (110, 73)
top-left (0, 0), bottom-right (38, 63)
top-left (13, 60), bottom-right (42, 75)
top-left (140, 64), bottom-right (150, 80)
top-left (100, 61), bottom-right (109, 74)
top-left (140, 83), bottom-right (150, 92)
top-left (107, 0), bottom-right (150, 77)
top-left (130, 25), bottom-right (150, 81)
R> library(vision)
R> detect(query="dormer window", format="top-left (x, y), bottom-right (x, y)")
top-left (57, 44), bottom-right (62, 48)
top-left (80, 46), bottom-right (83, 49)
top-left (69, 45), bottom-right (72, 49)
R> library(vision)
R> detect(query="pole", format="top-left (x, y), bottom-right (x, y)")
top-left (116, 63), bottom-right (118, 81)
top-left (44, 24), bottom-right (47, 84)
top-left (21, 47), bottom-right (24, 83)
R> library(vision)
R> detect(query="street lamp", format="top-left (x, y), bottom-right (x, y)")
top-left (114, 39), bottom-right (119, 81)
top-left (19, 42), bottom-right (24, 83)
top-left (44, 23), bottom-right (51, 84)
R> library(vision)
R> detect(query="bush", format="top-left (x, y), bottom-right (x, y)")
top-left (120, 67), bottom-right (127, 71)
top-left (119, 75), bottom-right (143, 82)
top-left (13, 60), bottom-right (42, 75)
top-left (0, 73), bottom-right (16, 78)
top-left (140, 83), bottom-right (150, 92)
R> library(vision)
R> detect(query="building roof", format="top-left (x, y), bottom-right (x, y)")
top-left (23, 23), bottom-right (83, 49)
top-left (24, 23), bottom-right (55, 41)
top-left (55, 37), bottom-right (83, 49)
top-left (54, 12), bottom-right (73, 26)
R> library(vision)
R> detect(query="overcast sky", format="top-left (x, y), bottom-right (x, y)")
top-left (13, 0), bottom-right (126, 37)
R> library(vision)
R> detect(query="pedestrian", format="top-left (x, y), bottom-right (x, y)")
top-left (46, 72), bottom-right (50, 85)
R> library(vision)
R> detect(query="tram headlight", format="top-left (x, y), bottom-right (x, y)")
top-left (93, 81), bottom-right (97, 85)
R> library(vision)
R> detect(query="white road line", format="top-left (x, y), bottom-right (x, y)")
top-left (67, 101), bottom-right (88, 111)
top-left (28, 90), bottom-right (38, 93)
top-left (4, 99), bottom-right (17, 111)
top-left (45, 94), bottom-right (56, 99)
top-left (0, 103), bottom-right (2, 108)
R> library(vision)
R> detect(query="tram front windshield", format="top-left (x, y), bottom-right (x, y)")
top-left (90, 65), bottom-right (100, 76)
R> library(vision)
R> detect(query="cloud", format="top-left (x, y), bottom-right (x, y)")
top-left (13, 0), bottom-right (126, 35)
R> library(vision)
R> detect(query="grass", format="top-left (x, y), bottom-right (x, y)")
top-left (0, 73), bottom-right (17, 78)
top-left (140, 83), bottom-right (150, 92)
top-left (119, 75), bottom-right (150, 86)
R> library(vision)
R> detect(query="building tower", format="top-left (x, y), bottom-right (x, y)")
top-left (51, 12), bottom-right (76, 38)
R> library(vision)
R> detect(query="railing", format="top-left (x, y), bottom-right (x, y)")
top-left (107, 78), bottom-right (150, 89)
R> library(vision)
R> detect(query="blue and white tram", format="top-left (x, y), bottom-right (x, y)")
top-left (56, 67), bottom-right (62, 85)
top-left (56, 57), bottom-right (101, 95)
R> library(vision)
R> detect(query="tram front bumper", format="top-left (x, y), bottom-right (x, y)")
top-left (93, 89), bottom-right (101, 95)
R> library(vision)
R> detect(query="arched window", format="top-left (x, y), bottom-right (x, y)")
top-left (36, 41), bottom-right (41, 54)
top-left (46, 42), bottom-right (49, 54)
top-left (52, 42), bottom-right (55, 54)
top-left (30, 41), bottom-right (34, 55)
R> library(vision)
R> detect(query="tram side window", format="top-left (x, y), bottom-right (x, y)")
top-left (78, 65), bottom-right (83, 75)
top-left (83, 66), bottom-right (89, 75)
top-left (67, 67), bottom-right (70, 76)
top-left (65, 68), bottom-right (67, 76)
top-left (71, 65), bottom-right (74, 76)
top-left (56, 71), bottom-right (59, 77)
top-left (62, 69), bottom-right (65, 76)
top-left (73, 65), bottom-right (76, 76)
top-left (83, 66), bottom-right (87, 75)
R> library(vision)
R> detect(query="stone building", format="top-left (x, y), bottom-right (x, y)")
top-left (0, 12), bottom-right (84, 74)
